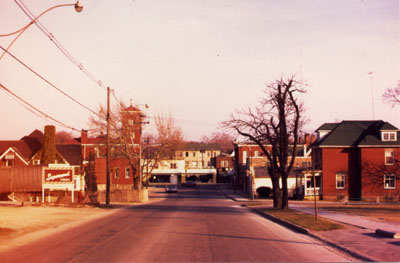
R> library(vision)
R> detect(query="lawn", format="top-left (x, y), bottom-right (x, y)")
top-left (259, 208), bottom-right (344, 231)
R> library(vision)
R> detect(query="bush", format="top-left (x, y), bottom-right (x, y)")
top-left (256, 186), bottom-right (272, 198)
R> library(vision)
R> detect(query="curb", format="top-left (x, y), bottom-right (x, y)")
top-left (375, 229), bottom-right (400, 239)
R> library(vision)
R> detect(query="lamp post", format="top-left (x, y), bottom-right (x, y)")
top-left (0, 1), bottom-right (83, 61)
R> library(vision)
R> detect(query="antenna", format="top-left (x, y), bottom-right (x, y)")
top-left (368, 71), bottom-right (375, 120)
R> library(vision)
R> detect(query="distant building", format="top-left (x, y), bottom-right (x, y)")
top-left (233, 136), bottom-right (313, 198)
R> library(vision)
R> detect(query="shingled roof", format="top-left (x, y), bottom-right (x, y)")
top-left (313, 120), bottom-right (400, 147)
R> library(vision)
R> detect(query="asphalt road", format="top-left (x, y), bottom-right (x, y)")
top-left (1, 185), bottom-right (355, 262)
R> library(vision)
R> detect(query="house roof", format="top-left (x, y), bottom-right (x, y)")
top-left (0, 130), bottom-right (44, 160)
top-left (315, 123), bottom-right (339, 132)
top-left (181, 142), bottom-right (221, 151)
top-left (313, 120), bottom-right (400, 148)
top-left (56, 144), bottom-right (82, 165)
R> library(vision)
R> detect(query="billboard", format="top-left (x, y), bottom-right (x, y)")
top-left (43, 169), bottom-right (73, 182)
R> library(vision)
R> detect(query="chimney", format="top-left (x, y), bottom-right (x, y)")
top-left (81, 129), bottom-right (88, 144)
top-left (42, 125), bottom-right (56, 165)
top-left (305, 133), bottom-right (310, 146)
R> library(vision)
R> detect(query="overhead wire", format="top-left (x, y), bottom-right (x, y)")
top-left (0, 45), bottom-right (104, 119)
top-left (16, 0), bottom-right (107, 91)
top-left (0, 83), bottom-right (79, 132)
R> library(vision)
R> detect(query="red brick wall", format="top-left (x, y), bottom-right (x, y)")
top-left (95, 157), bottom-right (138, 186)
top-left (321, 148), bottom-right (360, 200)
top-left (360, 148), bottom-right (400, 201)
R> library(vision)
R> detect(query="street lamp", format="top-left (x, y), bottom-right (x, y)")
top-left (0, 1), bottom-right (83, 61)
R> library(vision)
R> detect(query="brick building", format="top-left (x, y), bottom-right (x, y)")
top-left (312, 120), bottom-right (400, 201)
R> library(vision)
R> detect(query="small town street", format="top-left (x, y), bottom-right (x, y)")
top-left (0, 185), bottom-right (354, 262)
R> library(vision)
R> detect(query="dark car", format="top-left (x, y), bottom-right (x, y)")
top-left (165, 185), bottom-right (178, 193)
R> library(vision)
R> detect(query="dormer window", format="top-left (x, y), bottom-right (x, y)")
top-left (382, 132), bottom-right (397, 142)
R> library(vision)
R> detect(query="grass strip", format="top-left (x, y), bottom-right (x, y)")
top-left (259, 208), bottom-right (344, 231)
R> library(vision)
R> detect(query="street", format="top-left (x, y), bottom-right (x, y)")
top-left (1, 186), bottom-right (354, 262)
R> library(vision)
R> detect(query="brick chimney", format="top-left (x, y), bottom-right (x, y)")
top-left (304, 133), bottom-right (310, 146)
top-left (81, 129), bottom-right (88, 144)
top-left (42, 125), bottom-right (56, 165)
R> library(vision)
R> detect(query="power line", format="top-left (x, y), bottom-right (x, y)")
top-left (15, 0), bottom-right (107, 91)
top-left (0, 83), bottom-right (79, 132)
top-left (0, 45), bottom-right (104, 119)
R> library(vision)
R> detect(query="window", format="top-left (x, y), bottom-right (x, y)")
top-left (336, 173), bottom-right (345, 189)
top-left (385, 150), bottom-right (394, 165)
top-left (115, 168), bottom-right (119, 178)
top-left (254, 151), bottom-right (259, 157)
top-left (5, 160), bottom-right (14, 167)
top-left (170, 163), bottom-right (177, 169)
top-left (125, 167), bottom-right (130, 178)
top-left (384, 174), bottom-right (396, 189)
top-left (207, 152), bottom-right (211, 157)
top-left (382, 132), bottom-right (397, 142)
top-left (185, 152), bottom-right (189, 157)
top-left (193, 152), bottom-right (196, 157)
top-left (242, 151), bottom-right (247, 164)
top-left (221, 160), bottom-right (225, 167)
top-left (33, 160), bottom-right (40, 165)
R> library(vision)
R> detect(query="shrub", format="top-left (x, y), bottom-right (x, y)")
top-left (256, 186), bottom-right (272, 198)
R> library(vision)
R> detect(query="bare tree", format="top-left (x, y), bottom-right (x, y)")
top-left (222, 76), bottom-right (306, 209)
top-left (201, 132), bottom-right (235, 153)
top-left (141, 113), bottom-right (185, 185)
top-left (383, 81), bottom-right (400, 107)
top-left (56, 130), bottom-right (74, 144)
top-left (89, 101), bottom-right (144, 190)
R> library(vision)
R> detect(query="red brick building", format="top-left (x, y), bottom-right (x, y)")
top-left (67, 105), bottom-right (143, 191)
top-left (312, 120), bottom-right (400, 201)
top-left (233, 139), bottom-right (312, 194)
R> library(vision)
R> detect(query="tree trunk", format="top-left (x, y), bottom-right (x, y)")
top-left (281, 175), bottom-right (289, 209)
top-left (271, 177), bottom-right (282, 208)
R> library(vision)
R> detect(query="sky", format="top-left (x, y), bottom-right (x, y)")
top-left (0, 0), bottom-right (399, 141)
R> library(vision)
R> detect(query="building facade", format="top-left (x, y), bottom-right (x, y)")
top-left (312, 120), bottom-right (400, 201)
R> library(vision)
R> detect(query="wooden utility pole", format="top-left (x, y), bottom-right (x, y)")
top-left (313, 170), bottom-right (318, 221)
top-left (106, 87), bottom-right (111, 206)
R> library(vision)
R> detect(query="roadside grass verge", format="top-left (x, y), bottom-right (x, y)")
top-left (259, 208), bottom-right (344, 231)
top-left (320, 205), bottom-right (400, 223)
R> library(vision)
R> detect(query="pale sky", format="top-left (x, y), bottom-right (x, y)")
top-left (0, 0), bottom-right (399, 141)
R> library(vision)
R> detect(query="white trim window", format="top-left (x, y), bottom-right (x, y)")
top-left (125, 167), bottom-right (130, 178)
top-left (382, 132), bottom-right (397, 142)
top-left (385, 150), bottom-right (394, 165)
top-left (242, 151), bottom-right (247, 164)
top-left (336, 173), bottom-right (345, 189)
top-left (384, 174), bottom-right (396, 189)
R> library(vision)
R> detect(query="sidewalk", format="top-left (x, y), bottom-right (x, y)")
top-left (290, 203), bottom-right (400, 233)
top-left (220, 188), bottom-right (400, 262)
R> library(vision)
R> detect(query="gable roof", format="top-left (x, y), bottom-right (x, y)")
top-left (56, 144), bottom-right (82, 165)
top-left (0, 130), bottom-right (44, 161)
top-left (313, 120), bottom-right (400, 148)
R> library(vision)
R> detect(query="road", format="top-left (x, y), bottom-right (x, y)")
top-left (1, 185), bottom-right (355, 262)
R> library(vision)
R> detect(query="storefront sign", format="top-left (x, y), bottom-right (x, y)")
top-left (44, 169), bottom-right (72, 182)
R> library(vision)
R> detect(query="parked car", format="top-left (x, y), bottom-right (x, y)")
top-left (165, 185), bottom-right (178, 193)
top-left (182, 181), bottom-right (196, 187)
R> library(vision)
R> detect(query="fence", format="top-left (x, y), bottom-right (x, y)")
top-left (0, 166), bottom-right (42, 193)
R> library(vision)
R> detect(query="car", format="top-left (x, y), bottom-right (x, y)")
top-left (165, 185), bottom-right (178, 193)
top-left (183, 181), bottom-right (196, 187)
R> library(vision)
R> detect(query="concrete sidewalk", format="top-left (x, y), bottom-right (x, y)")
top-left (220, 188), bottom-right (400, 262)
top-left (290, 203), bottom-right (400, 234)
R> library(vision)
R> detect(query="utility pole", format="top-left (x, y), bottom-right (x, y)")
top-left (312, 170), bottom-right (318, 221)
top-left (106, 87), bottom-right (111, 206)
